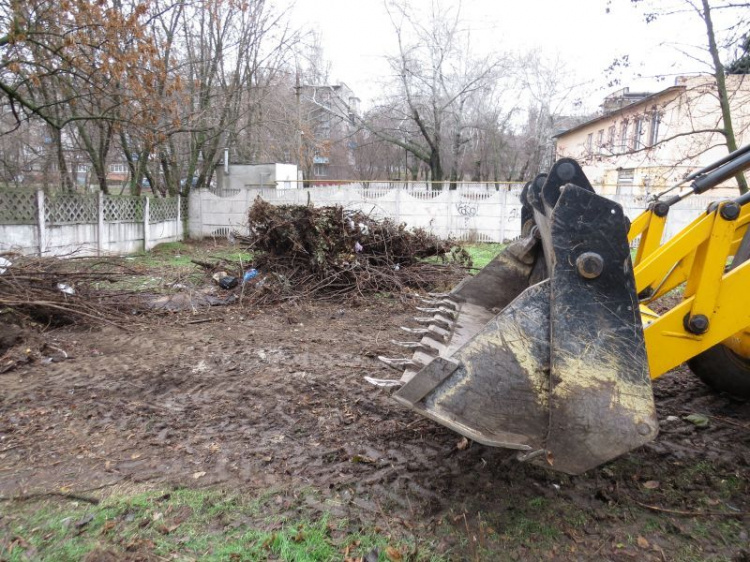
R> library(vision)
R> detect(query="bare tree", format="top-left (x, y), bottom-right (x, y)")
top-left (164, 0), bottom-right (296, 195)
top-left (307, 1), bottom-right (510, 184)
top-left (0, 0), bottom-right (185, 192)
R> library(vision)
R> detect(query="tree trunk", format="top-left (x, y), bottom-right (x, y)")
top-left (701, 0), bottom-right (748, 194)
top-left (52, 128), bottom-right (74, 192)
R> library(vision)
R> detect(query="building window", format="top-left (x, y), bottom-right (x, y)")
top-left (616, 168), bottom-right (635, 195)
top-left (109, 163), bottom-right (127, 173)
top-left (586, 133), bottom-right (594, 155)
top-left (619, 120), bottom-right (629, 151)
top-left (632, 118), bottom-right (644, 150)
top-left (608, 125), bottom-right (616, 149)
top-left (313, 164), bottom-right (327, 177)
top-left (648, 112), bottom-right (661, 146)
top-left (597, 129), bottom-right (605, 154)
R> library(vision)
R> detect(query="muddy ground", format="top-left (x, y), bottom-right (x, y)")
top-left (1, 291), bottom-right (749, 560)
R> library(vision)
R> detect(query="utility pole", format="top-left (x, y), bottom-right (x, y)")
top-left (295, 69), bottom-right (303, 181)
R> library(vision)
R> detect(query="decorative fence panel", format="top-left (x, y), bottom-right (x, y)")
top-left (103, 196), bottom-right (144, 223)
top-left (45, 193), bottom-right (98, 224)
top-left (0, 190), bottom-right (37, 224)
top-left (0, 190), bottom-right (183, 257)
top-left (149, 197), bottom-right (178, 224)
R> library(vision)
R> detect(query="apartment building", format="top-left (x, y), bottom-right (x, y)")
top-left (554, 75), bottom-right (750, 197)
top-left (300, 83), bottom-right (360, 181)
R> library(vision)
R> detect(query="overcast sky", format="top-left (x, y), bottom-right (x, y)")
top-left (285, 0), bottom-right (725, 112)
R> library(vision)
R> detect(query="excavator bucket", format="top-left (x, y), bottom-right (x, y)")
top-left (372, 160), bottom-right (659, 474)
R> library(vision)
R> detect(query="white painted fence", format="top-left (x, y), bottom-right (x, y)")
top-left (0, 190), bottom-right (184, 257)
top-left (189, 183), bottom-right (719, 244)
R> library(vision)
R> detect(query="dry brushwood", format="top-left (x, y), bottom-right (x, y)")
top-left (238, 199), bottom-right (469, 302)
top-left (0, 256), bottom-right (147, 329)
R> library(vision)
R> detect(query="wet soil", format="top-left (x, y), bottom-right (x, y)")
top-left (1, 296), bottom-right (749, 560)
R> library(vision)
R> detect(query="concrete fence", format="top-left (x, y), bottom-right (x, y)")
top-left (0, 183), bottom-right (722, 258)
top-left (0, 190), bottom-right (184, 257)
top-left (189, 182), bottom-right (719, 244)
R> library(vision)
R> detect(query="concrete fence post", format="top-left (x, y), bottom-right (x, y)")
top-left (395, 183), bottom-right (402, 223)
top-left (446, 188), bottom-right (454, 240)
top-left (97, 191), bottom-right (104, 256)
top-left (36, 189), bottom-right (46, 257)
top-left (499, 188), bottom-right (507, 243)
top-left (176, 195), bottom-right (182, 240)
top-left (143, 197), bottom-right (150, 251)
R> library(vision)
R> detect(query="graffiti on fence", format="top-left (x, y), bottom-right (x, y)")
top-left (457, 202), bottom-right (478, 217)
top-left (456, 202), bottom-right (478, 227)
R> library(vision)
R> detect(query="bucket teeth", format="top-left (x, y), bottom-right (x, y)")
top-left (390, 341), bottom-right (440, 357)
top-left (401, 326), bottom-right (429, 336)
top-left (378, 356), bottom-right (418, 370)
top-left (401, 325), bottom-right (449, 343)
top-left (390, 340), bottom-right (422, 349)
top-left (416, 307), bottom-right (457, 320)
top-left (432, 316), bottom-right (454, 330)
top-left (401, 369), bottom-right (419, 383)
top-left (364, 376), bottom-right (404, 388)
top-left (427, 326), bottom-right (450, 343)
top-left (413, 316), bottom-right (453, 330)
top-left (418, 297), bottom-right (459, 310)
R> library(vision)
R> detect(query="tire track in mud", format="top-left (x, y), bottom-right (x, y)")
top-left (1, 301), bottom-right (439, 504)
top-left (5, 299), bottom-right (747, 532)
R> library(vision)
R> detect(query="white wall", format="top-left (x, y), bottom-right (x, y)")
top-left (189, 183), bottom-right (720, 244)
top-left (215, 163), bottom-right (300, 191)
top-left (0, 220), bottom-right (181, 257)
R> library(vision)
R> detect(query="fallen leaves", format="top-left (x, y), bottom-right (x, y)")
top-left (351, 454), bottom-right (376, 464)
top-left (385, 545), bottom-right (403, 561)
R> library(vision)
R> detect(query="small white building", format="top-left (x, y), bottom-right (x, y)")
top-left (214, 162), bottom-right (300, 191)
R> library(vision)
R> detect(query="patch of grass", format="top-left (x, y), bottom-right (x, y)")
top-left (1, 487), bottom-right (431, 562)
top-left (641, 517), bottom-right (663, 533)
top-left (421, 242), bottom-right (505, 270)
top-left (527, 496), bottom-right (546, 509)
top-left (500, 515), bottom-right (560, 542)
top-left (207, 247), bottom-right (254, 264)
top-left (463, 243), bottom-right (506, 269)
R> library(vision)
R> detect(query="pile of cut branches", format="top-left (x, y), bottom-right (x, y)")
top-left (238, 200), bottom-right (469, 302)
top-left (0, 256), bottom-right (140, 328)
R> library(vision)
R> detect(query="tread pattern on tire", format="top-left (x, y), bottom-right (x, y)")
top-left (687, 344), bottom-right (750, 399)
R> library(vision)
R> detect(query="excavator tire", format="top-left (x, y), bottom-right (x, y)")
top-left (687, 344), bottom-right (750, 399)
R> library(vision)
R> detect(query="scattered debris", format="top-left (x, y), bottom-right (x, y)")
top-left (684, 413), bottom-right (710, 428)
top-left (218, 276), bottom-right (238, 290)
top-left (147, 292), bottom-right (237, 312)
top-left (56, 283), bottom-right (75, 295)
